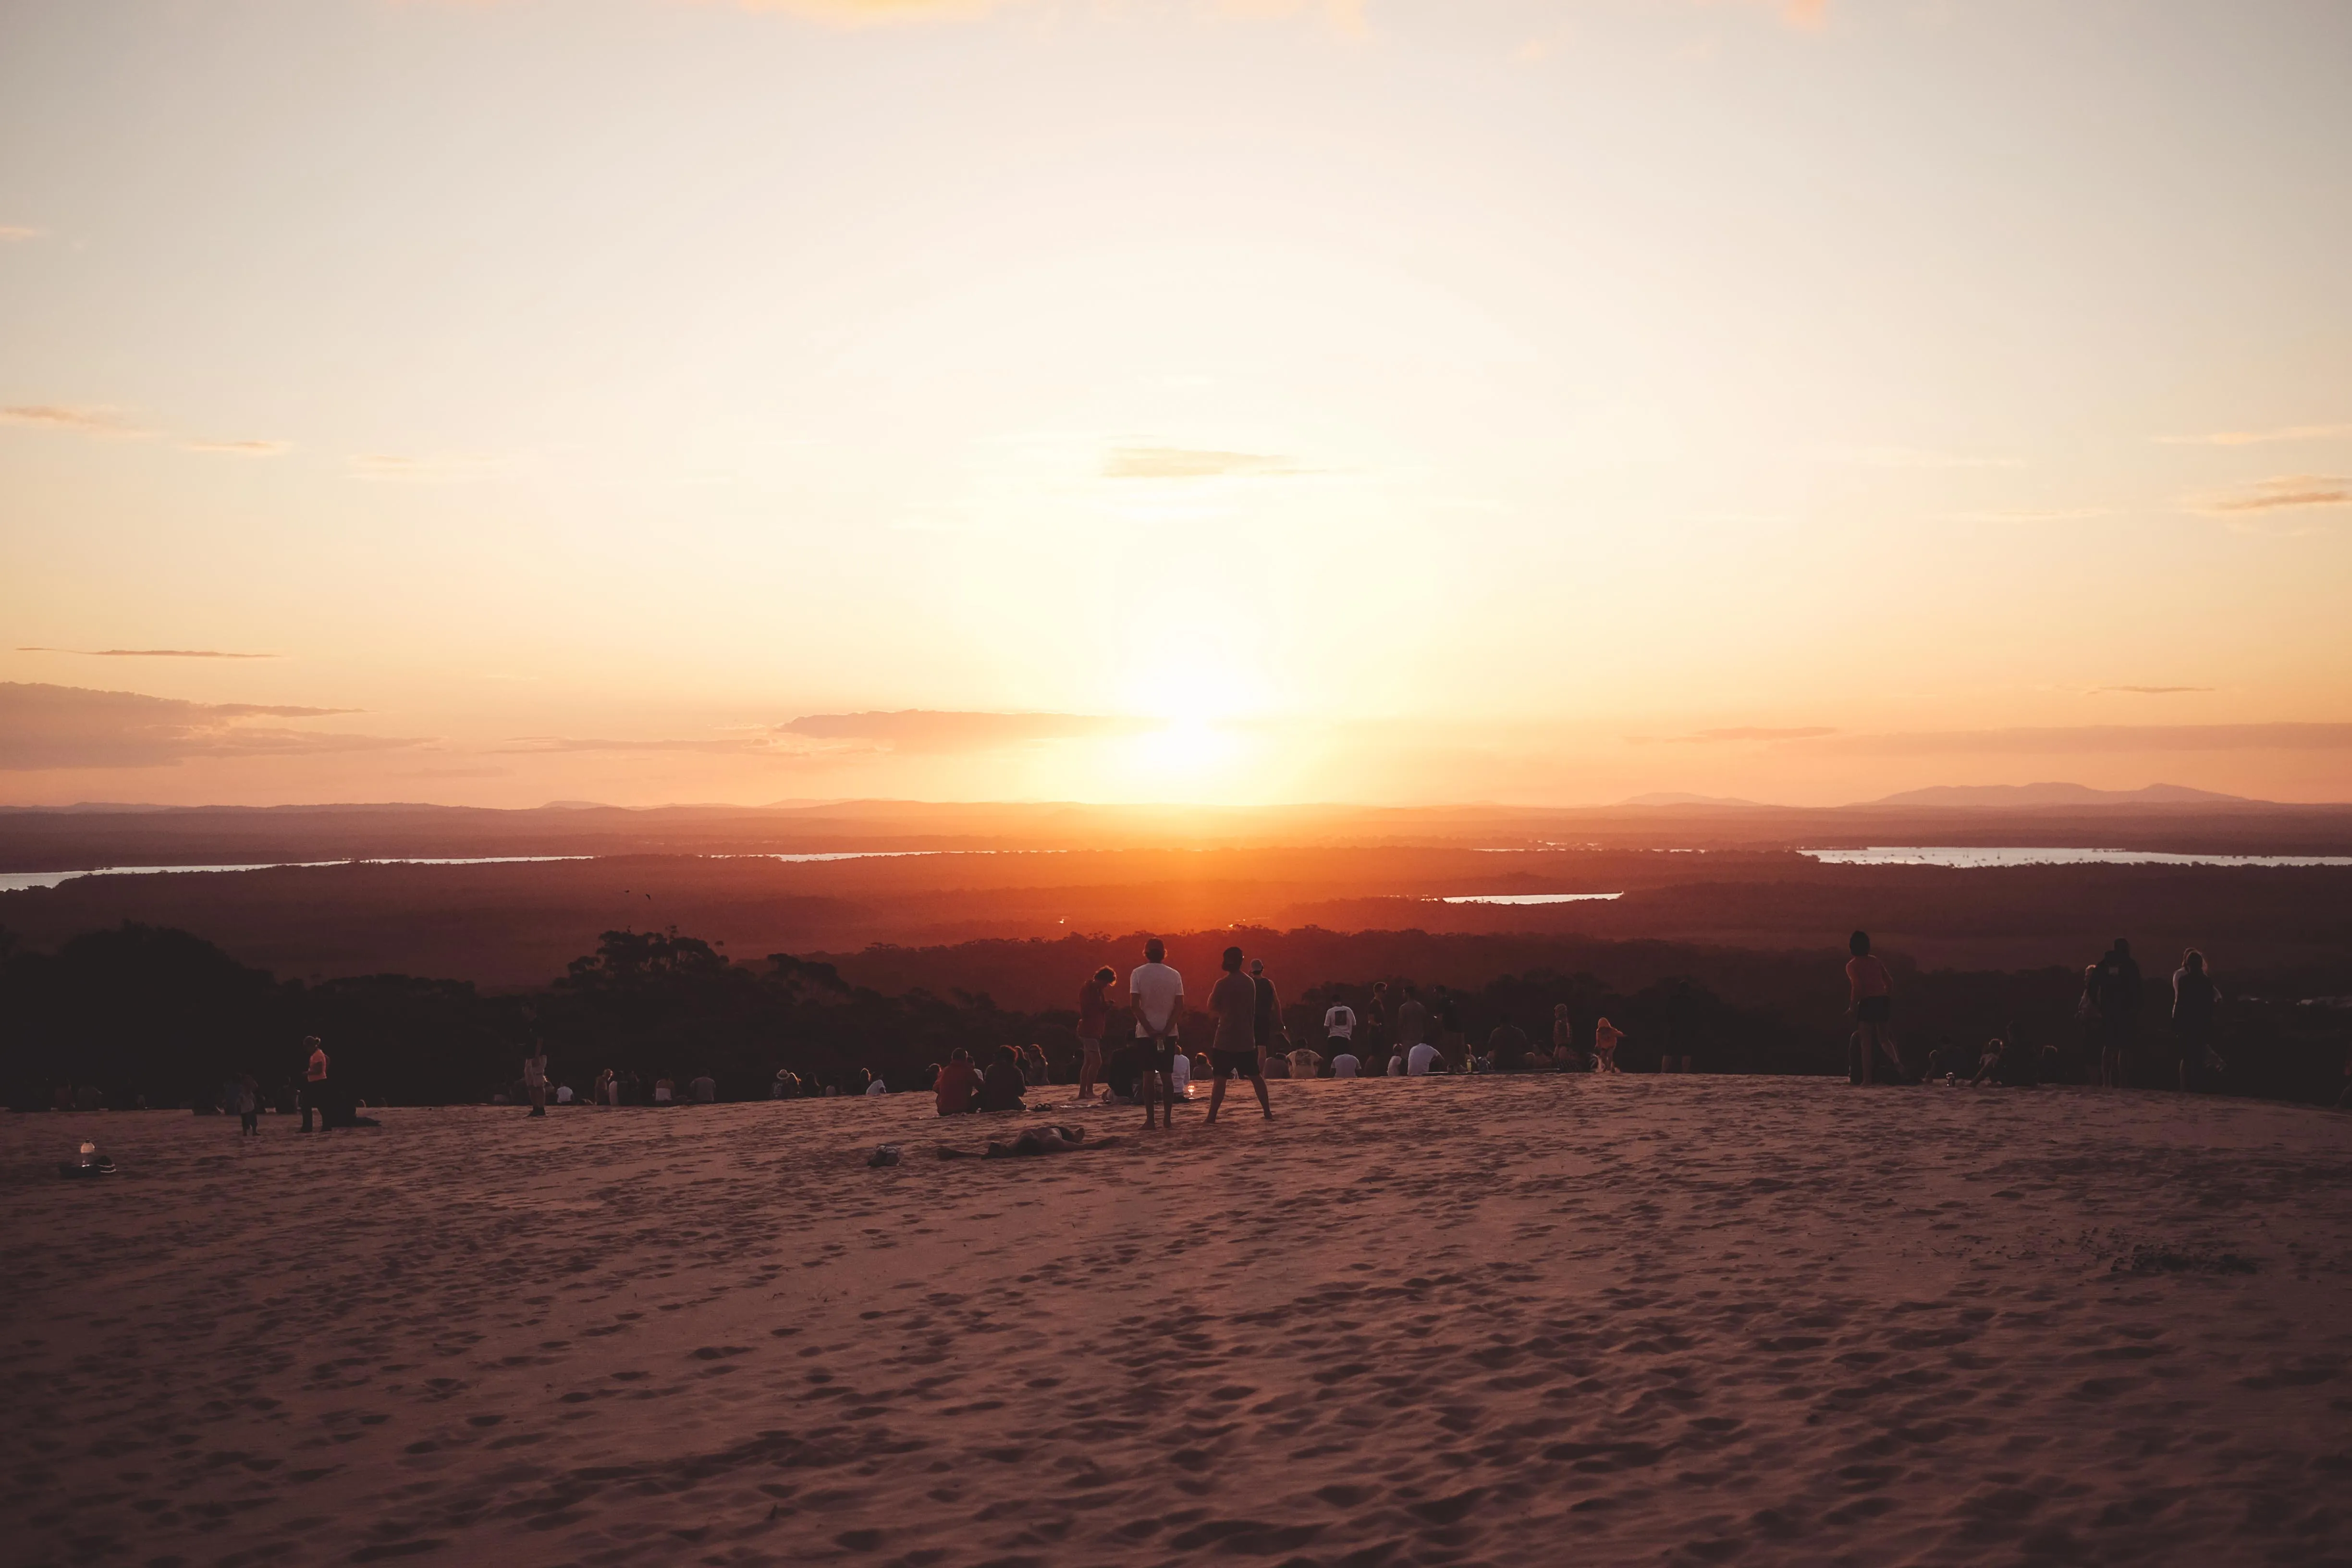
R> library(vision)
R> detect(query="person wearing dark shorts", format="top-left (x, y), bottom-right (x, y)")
top-left (1846, 931), bottom-right (1900, 1084)
top-left (1129, 938), bottom-right (1186, 1130)
top-left (1206, 946), bottom-right (1273, 1124)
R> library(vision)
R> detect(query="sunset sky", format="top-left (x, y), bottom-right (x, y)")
top-left (3, 0), bottom-right (2348, 808)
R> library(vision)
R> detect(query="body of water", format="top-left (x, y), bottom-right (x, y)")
top-left (0, 849), bottom-right (965, 894)
top-left (1438, 893), bottom-right (1623, 905)
top-left (1804, 846), bottom-right (2352, 869)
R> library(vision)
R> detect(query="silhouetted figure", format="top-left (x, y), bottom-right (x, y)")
top-left (1077, 966), bottom-right (1115, 1101)
top-left (236, 1074), bottom-right (260, 1136)
top-left (2173, 949), bottom-right (2220, 1092)
top-left (935, 1048), bottom-right (979, 1115)
top-left (1395, 985), bottom-right (1430, 1057)
top-left (1593, 1017), bottom-right (1624, 1074)
top-left (691, 1071), bottom-right (717, 1103)
top-left (1250, 959), bottom-right (1286, 1066)
top-left (1019, 1044), bottom-right (1049, 1088)
top-left (1129, 938), bottom-right (1185, 1130)
top-left (863, 1070), bottom-right (888, 1097)
top-left (300, 1037), bottom-right (330, 1133)
top-left (977, 1045), bottom-right (1028, 1113)
top-left (523, 1043), bottom-right (549, 1117)
top-left (1846, 931), bottom-right (1900, 1084)
top-left (936, 1124), bottom-right (1121, 1159)
top-left (1206, 947), bottom-right (1273, 1124)
top-left (1487, 1023), bottom-right (1530, 1070)
top-left (2096, 938), bottom-right (2142, 1088)
top-left (1552, 1004), bottom-right (1583, 1070)
top-left (1968, 1037), bottom-right (2008, 1086)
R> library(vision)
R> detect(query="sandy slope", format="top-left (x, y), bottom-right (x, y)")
top-left (5, 1078), bottom-right (2350, 1568)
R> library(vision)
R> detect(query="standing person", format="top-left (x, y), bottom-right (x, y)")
top-left (1129, 938), bottom-right (1186, 1130)
top-left (236, 1074), bottom-right (260, 1136)
top-left (1846, 931), bottom-right (1900, 1085)
top-left (1551, 1004), bottom-right (1582, 1070)
top-left (1395, 986), bottom-right (1430, 1063)
top-left (300, 1037), bottom-right (331, 1133)
top-left (2173, 949), bottom-right (2220, 1092)
top-left (523, 1041), bottom-right (549, 1118)
top-left (2098, 938), bottom-right (2142, 1089)
top-left (1593, 1017), bottom-right (1625, 1073)
top-left (1323, 996), bottom-right (1357, 1057)
top-left (1367, 982), bottom-right (1391, 1064)
top-left (1249, 960), bottom-right (1286, 1072)
top-left (1435, 988), bottom-right (1466, 1068)
top-left (1077, 967), bottom-right (1116, 1102)
top-left (1206, 947), bottom-right (1274, 1125)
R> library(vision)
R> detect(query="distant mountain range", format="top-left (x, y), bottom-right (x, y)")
top-left (1866, 782), bottom-right (2254, 808)
top-left (1616, 792), bottom-right (1771, 808)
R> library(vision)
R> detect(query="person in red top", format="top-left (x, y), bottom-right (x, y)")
top-left (933, 1048), bottom-right (979, 1116)
top-left (1076, 966), bottom-right (1115, 1102)
top-left (1845, 931), bottom-right (1901, 1085)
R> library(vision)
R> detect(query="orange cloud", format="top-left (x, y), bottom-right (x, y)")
top-left (0, 404), bottom-right (141, 437)
top-left (2188, 475), bottom-right (2350, 515)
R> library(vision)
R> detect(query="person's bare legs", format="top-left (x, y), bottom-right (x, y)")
top-left (1249, 1066), bottom-right (1272, 1120)
top-left (1856, 1021), bottom-right (1877, 1085)
top-left (1078, 1044), bottom-right (1099, 1102)
top-left (1205, 1068), bottom-right (1227, 1125)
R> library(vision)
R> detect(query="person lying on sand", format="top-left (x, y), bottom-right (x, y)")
top-left (935, 1125), bottom-right (1122, 1159)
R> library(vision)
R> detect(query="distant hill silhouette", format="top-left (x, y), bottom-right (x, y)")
top-left (1617, 792), bottom-right (1774, 808)
top-left (1869, 782), bottom-right (2254, 808)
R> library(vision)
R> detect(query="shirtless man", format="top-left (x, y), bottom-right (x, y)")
top-left (1206, 946), bottom-right (1274, 1125)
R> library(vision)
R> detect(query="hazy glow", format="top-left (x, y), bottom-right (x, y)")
top-left (1, 0), bottom-right (2348, 807)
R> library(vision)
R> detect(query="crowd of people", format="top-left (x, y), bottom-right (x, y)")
top-left (128, 928), bottom-right (2322, 1133)
top-left (1847, 928), bottom-right (2242, 1091)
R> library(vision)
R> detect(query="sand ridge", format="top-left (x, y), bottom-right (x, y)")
top-left (5, 1078), bottom-right (2351, 1567)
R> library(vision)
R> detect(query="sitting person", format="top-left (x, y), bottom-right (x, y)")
top-left (976, 1045), bottom-right (1028, 1113)
top-left (1102, 1042), bottom-right (1141, 1105)
top-left (1406, 1040), bottom-right (1444, 1076)
top-left (1287, 1045), bottom-right (1323, 1080)
top-left (934, 1048), bottom-right (979, 1115)
top-left (1262, 1052), bottom-right (1291, 1079)
top-left (1968, 1037), bottom-right (2008, 1086)
top-left (1168, 1050), bottom-right (1193, 1097)
top-left (1486, 1023), bottom-right (1530, 1070)
top-left (937, 1124), bottom-right (1122, 1159)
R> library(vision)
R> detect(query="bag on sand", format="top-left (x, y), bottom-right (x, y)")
top-left (867, 1145), bottom-right (901, 1168)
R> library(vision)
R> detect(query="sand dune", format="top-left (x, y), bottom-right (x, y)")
top-left (6, 1078), bottom-right (2350, 1566)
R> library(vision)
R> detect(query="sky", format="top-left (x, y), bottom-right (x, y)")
top-left (2, 0), bottom-right (2349, 808)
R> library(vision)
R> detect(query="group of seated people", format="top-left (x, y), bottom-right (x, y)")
top-left (931, 1046), bottom-right (1034, 1116)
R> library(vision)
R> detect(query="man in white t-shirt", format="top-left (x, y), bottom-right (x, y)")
top-left (1330, 1052), bottom-right (1360, 1078)
top-left (1129, 938), bottom-right (1185, 1130)
top-left (1323, 1003), bottom-right (1356, 1052)
top-left (1407, 1041), bottom-right (1443, 1077)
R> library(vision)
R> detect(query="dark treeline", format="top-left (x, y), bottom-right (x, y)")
top-left (4, 921), bottom-right (2347, 1110)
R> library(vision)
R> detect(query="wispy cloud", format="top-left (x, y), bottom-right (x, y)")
top-left (16, 647), bottom-right (280, 660)
top-left (1, 404), bottom-right (142, 437)
top-left (1104, 447), bottom-right (1301, 480)
top-left (0, 683), bottom-right (414, 771)
top-left (2156, 423), bottom-right (2352, 447)
top-left (1811, 723), bottom-right (2352, 757)
top-left (496, 735), bottom-right (788, 756)
top-left (1814, 444), bottom-right (2020, 470)
top-left (2094, 686), bottom-right (2212, 696)
top-left (0, 225), bottom-right (46, 243)
top-left (182, 438), bottom-right (291, 458)
top-left (348, 452), bottom-right (507, 483)
top-left (779, 710), bottom-right (1153, 751)
top-left (2187, 475), bottom-right (2350, 515)
top-left (1947, 507), bottom-right (2111, 525)
top-left (1632, 725), bottom-right (1838, 744)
